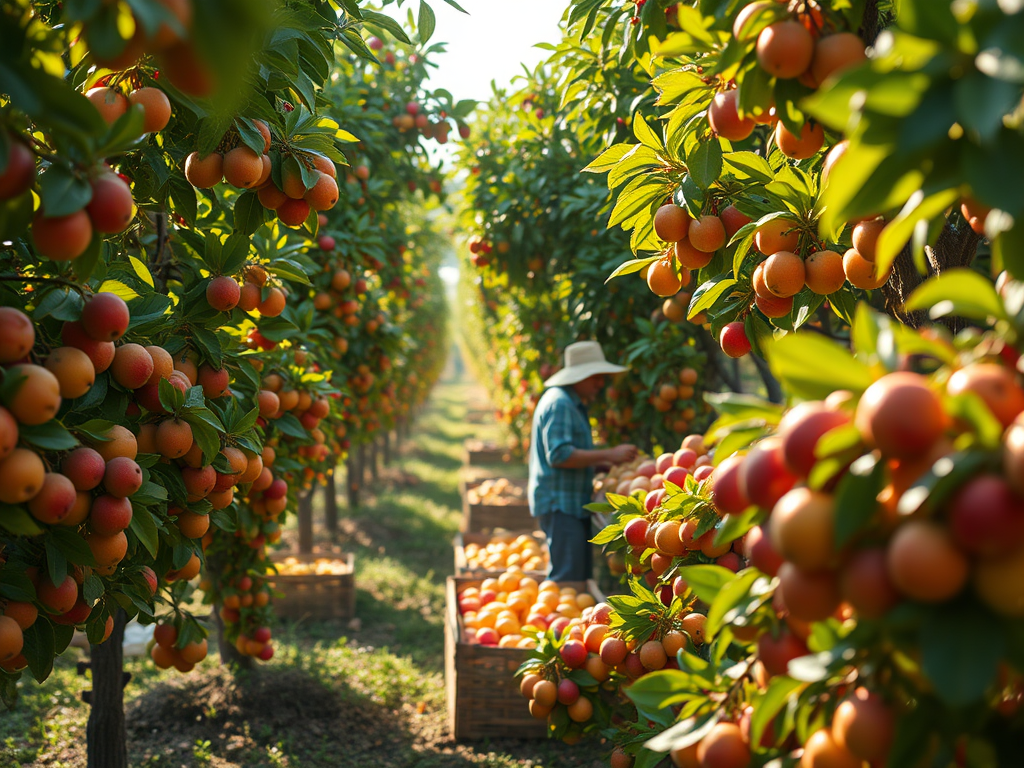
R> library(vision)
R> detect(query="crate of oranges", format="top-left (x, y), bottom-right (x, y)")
top-left (267, 553), bottom-right (355, 621)
top-left (453, 530), bottom-right (548, 576)
top-left (444, 567), bottom-right (604, 740)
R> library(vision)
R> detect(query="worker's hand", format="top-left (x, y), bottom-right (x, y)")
top-left (609, 444), bottom-right (638, 464)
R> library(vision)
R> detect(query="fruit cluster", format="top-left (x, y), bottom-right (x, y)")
top-left (150, 620), bottom-right (209, 673)
top-left (467, 477), bottom-right (527, 506)
top-left (456, 570), bottom-right (597, 649)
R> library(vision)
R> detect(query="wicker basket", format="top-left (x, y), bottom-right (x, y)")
top-left (452, 530), bottom-right (548, 577)
top-left (464, 439), bottom-right (509, 466)
top-left (445, 575), bottom-right (604, 740)
top-left (268, 552), bottom-right (355, 621)
top-left (460, 477), bottom-right (535, 533)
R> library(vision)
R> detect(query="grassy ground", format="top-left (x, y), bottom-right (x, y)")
top-left (0, 372), bottom-right (608, 768)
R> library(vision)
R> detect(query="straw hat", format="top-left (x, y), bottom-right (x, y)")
top-left (543, 341), bottom-right (627, 387)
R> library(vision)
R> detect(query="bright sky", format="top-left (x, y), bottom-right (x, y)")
top-left (393, 0), bottom-right (565, 103)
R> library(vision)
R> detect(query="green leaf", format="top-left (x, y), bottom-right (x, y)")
top-left (632, 113), bottom-right (664, 152)
top-left (607, 255), bottom-right (661, 282)
top-left (920, 601), bottom-right (1003, 706)
top-left (129, 506), bottom-right (160, 559)
top-left (750, 675), bottom-right (805, 748)
top-left (22, 620), bottom-right (55, 683)
top-left (417, 0), bottom-right (436, 43)
top-left (704, 568), bottom-right (761, 641)
top-left (18, 421), bottom-right (79, 451)
top-left (769, 333), bottom-right (875, 400)
top-left (687, 139), bottom-right (722, 190)
top-left (905, 268), bottom-right (1007, 323)
top-left (688, 277), bottom-right (738, 318)
top-left (38, 166), bottom-right (93, 218)
top-left (626, 669), bottom-right (696, 725)
top-left (675, 564), bottom-right (735, 604)
top-left (0, 504), bottom-right (41, 535)
top-left (833, 454), bottom-right (885, 549)
top-left (361, 10), bottom-right (413, 45)
top-left (875, 188), bottom-right (960, 274)
top-left (50, 526), bottom-right (97, 567)
top-left (234, 190), bottom-right (268, 236)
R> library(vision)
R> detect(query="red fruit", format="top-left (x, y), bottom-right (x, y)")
top-left (103, 457), bottom-right (143, 498)
top-left (31, 209), bottom-right (93, 261)
top-left (140, 566), bottom-right (158, 596)
top-left (27, 472), bottom-right (77, 524)
top-left (277, 198), bottom-right (310, 227)
top-left (624, 517), bottom-right (649, 549)
top-left (62, 447), bottom-right (106, 491)
top-left (720, 205), bottom-right (752, 239)
top-left (0, 138), bottom-right (36, 200)
top-left (947, 474), bottom-right (1024, 556)
top-left (744, 524), bottom-right (784, 577)
top-left (946, 363), bottom-right (1024, 429)
top-left (257, 644), bottom-right (274, 661)
top-left (560, 639), bottom-right (587, 668)
top-left (81, 293), bottom-right (130, 342)
top-left (777, 401), bottom-right (850, 478)
top-left (36, 575), bottom-right (78, 614)
top-left (711, 454), bottom-right (749, 514)
top-left (318, 235), bottom-right (336, 251)
top-left (697, 722), bottom-right (750, 768)
top-left (556, 678), bottom-right (580, 705)
top-left (90, 494), bottom-right (133, 535)
top-left (263, 478), bottom-right (287, 500)
top-left (86, 173), bottom-right (134, 233)
top-left (839, 548), bottom-right (900, 620)
top-left (207, 276), bottom-right (241, 312)
top-left (707, 90), bottom-right (755, 141)
top-left (719, 322), bottom-right (750, 358)
top-left (53, 598), bottom-right (92, 626)
top-left (757, 628), bottom-right (808, 677)
top-left (60, 321), bottom-right (115, 373)
top-left (738, 436), bottom-right (797, 509)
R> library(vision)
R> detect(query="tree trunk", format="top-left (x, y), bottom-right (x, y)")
top-left (346, 451), bottom-right (360, 509)
top-left (881, 221), bottom-right (982, 329)
top-left (324, 473), bottom-right (338, 535)
top-left (382, 431), bottom-right (391, 466)
top-left (750, 354), bottom-right (784, 403)
top-left (297, 491), bottom-right (313, 554)
top-left (206, 555), bottom-right (253, 670)
top-left (86, 609), bottom-right (128, 768)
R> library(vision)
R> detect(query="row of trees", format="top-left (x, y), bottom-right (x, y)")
top-left (460, 0), bottom-right (1024, 766)
top-left (0, 1), bottom-right (459, 765)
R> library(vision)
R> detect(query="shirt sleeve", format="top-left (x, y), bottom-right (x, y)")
top-left (542, 399), bottom-right (578, 467)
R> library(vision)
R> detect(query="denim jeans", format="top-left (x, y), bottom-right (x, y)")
top-left (537, 511), bottom-right (593, 582)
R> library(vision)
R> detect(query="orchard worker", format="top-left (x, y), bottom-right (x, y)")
top-left (529, 340), bottom-right (638, 581)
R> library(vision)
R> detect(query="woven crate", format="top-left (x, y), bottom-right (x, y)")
top-left (268, 553), bottom-right (355, 621)
top-left (445, 575), bottom-right (604, 740)
top-left (460, 477), bottom-right (535, 533)
top-left (464, 439), bottom-right (509, 466)
top-left (453, 530), bottom-right (548, 577)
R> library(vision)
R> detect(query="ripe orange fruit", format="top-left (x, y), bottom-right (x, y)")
top-left (756, 21), bottom-right (814, 79)
top-left (654, 204), bottom-right (690, 242)
top-left (770, 488), bottom-right (835, 571)
top-left (777, 562), bottom-right (840, 622)
top-left (801, 728), bottom-right (861, 768)
top-left (6, 364), bottom-right (61, 424)
top-left (567, 696), bottom-right (593, 722)
top-left (675, 238), bottom-right (713, 269)
top-left (832, 688), bottom-right (894, 761)
top-left (775, 120), bottom-right (824, 159)
top-left (838, 547), bottom-right (900, 619)
top-left (887, 520), bottom-right (968, 602)
top-left (707, 90), bottom-right (755, 142)
top-left (961, 197), bottom-right (990, 235)
top-left (804, 250), bottom-right (845, 294)
top-left (128, 88), bottom-right (172, 133)
top-left (688, 215), bottom-right (726, 252)
top-left (304, 172), bottom-right (339, 211)
top-left (532, 679), bottom-right (557, 707)
top-left (762, 251), bottom-right (806, 298)
top-left (223, 147), bottom-right (264, 189)
top-left (638, 639), bottom-right (667, 670)
top-left (184, 152), bottom-right (223, 188)
top-left (974, 540), bottom-right (1024, 616)
top-left (696, 722), bottom-right (750, 768)
top-left (44, 346), bottom-right (95, 399)
top-left (754, 218), bottom-right (799, 255)
top-left (947, 362), bottom-right (1024, 428)
top-left (855, 371), bottom-right (945, 459)
top-left (842, 248), bottom-right (889, 289)
top-left (86, 87), bottom-right (128, 125)
top-left (647, 257), bottom-right (684, 297)
top-left (810, 33), bottom-right (867, 85)
top-left (0, 616), bottom-right (24, 663)
top-left (851, 218), bottom-right (885, 262)
top-left (755, 291), bottom-right (793, 318)
top-left (680, 613), bottom-right (706, 645)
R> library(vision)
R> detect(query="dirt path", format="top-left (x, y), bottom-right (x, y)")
top-left (2, 364), bottom-right (608, 768)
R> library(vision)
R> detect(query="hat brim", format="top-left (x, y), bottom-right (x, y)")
top-left (543, 361), bottom-right (627, 388)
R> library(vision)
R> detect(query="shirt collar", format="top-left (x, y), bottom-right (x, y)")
top-left (560, 386), bottom-right (588, 412)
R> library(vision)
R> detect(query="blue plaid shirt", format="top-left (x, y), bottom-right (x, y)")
top-left (528, 386), bottom-right (594, 520)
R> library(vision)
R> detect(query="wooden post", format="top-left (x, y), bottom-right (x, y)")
top-left (324, 473), bottom-right (338, 534)
top-left (297, 491), bottom-right (313, 554)
top-left (86, 610), bottom-right (128, 768)
top-left (346, 451), bottom-right (360, 509)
